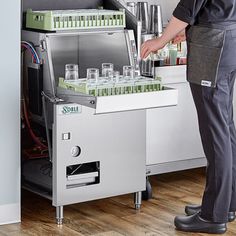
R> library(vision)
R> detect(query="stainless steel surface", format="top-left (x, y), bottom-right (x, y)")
top-left (22, 29), bottom-right (140, 106)
top-left (22, 22), bottom-right (179, 226)
top-left (48, 30), bottom-right (133, 79)
top-left (56, 87), bottom-right (96, 109)
top-left (45, 37), bottom-right (56, 96)
top-left (21, 1), bottom-right (181, 225)
top-left (146, 157), bottom-right (206, 176)
top-left (42, 94), bottom-right (52, 161)
top-left (146, 81), bottom-right (205, 174)
top-left (134, 191), bottom-right (142, 210)
top-left (149, 5), bottom-right (158, 34)
top-left (56, 206), bottom-right (63, 225)
top-left (57, 86), bottom-right (178, 114)
top-left (137, 21), bottom-right (142, 61)
top-left (53, 104), bottom-right (146, 206)
top-left (157, 5), bottom-right (163, 36)
top-left (149, 5), bottom-right (163, 36)
top-left (136, 2), bottom-right (149, 34)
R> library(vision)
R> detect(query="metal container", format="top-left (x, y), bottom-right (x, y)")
top-left (149, 5), bottom-right (158, 34)
top-left (126, 2), bottom-right (136, 16)
top-left (149, 5), bottom-right (163, 36)
top-left (136, 2), bottom-right (149, 34)
top-left (157, 5), bottom-right (163, 36)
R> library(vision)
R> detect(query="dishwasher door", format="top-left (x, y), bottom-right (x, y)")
top-left (57, 86), bottom-right (178, 114)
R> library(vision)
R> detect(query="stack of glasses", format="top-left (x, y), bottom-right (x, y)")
top-left (59, 63), bottom-right (163, 97)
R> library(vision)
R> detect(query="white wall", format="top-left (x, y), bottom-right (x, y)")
top-left (0, 0), bottom-right (21, 225)
top-left (122, 0), bottom-right (179, 25)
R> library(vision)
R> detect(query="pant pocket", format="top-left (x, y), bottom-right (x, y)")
top-left (187, 42), bottom-right (223, 87)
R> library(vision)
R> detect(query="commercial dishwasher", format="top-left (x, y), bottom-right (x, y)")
top-left (21, 0), bottom-right (178, 224)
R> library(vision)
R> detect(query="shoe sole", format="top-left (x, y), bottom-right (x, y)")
top-left (176, 227), bottom-right (227, 234)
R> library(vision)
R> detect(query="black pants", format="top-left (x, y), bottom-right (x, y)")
top-left (190, 27), bottom-right (236, 223)
top-left (190, 68), bottom-right (236, 223)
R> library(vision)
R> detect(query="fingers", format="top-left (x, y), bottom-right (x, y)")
top-left (141, 41), bottom-right (152, 59)
top-left (143, 49), bottom-right (151, 59)
top-left (141, 43), bottom-right (148, 59)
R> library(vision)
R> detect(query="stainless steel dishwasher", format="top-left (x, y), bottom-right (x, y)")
top-left (21, 1), bottom-right (178, 224)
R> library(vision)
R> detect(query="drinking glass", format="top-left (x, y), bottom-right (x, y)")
top-left (123, 65), bottom-right (135, 79)
top-left (87, 68), bottom-right (99, 83)
top-left (102, 63), bottom-right (114, 78)
top-left (65, 64), bottom-right (79, 80)
top-left (113, 71), bottom-right (120, 82)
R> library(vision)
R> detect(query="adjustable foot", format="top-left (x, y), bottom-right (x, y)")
top-left (134, 191), bottom-right (142, 210)
top-left (56, 206), bottom-right (64, 225)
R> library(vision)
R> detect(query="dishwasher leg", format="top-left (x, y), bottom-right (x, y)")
top-left (56, 206), bottom-right (64, 225)
top-left (142, 177), bottom-right (153, 201)
top-left (134, 191), bottom-right (142, 210)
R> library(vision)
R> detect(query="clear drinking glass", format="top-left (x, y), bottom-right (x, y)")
top-left (102, 63), bottom-right (114, 78)
top-left (65, 64), bottom-right (79, 80)
top-left (113, 71), bottom-right (120, 83)
top-left (123, 65), bottom-right (135, 79)
top-left (87, 68), bottom-right (99, 83)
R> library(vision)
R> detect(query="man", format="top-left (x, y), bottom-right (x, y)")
top-left (141, 0), bottom-right (236, 234)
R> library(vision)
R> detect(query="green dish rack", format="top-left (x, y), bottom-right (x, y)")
top-left (26, 9), bottom-right (126, 31)
top-left (58, 77), bottom-right (163, 97)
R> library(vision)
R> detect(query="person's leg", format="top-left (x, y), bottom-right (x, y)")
top-left (229, 70), bottom-right (236, 212)
top-left (190, 69), bottom-right (233, 223)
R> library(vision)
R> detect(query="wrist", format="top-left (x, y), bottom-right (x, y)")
top-left (158, 36), bottom-right (167, 49)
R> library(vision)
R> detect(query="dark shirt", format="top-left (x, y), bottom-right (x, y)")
top-left (173, 0), bottom-right (236, 25)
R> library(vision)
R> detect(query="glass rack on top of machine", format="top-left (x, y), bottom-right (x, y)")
top-left (26, 8), bottom-right (126, 31)
top-left (59, 63), bottom-right (163, 97)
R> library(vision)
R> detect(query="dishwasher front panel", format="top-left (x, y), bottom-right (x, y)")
top-left (52, 103), bottom-right (146, 207)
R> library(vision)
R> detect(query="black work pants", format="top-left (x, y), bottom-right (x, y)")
top-left (190, 68), bottom-right (236, 222)
top-left (189, 26), bottom-right (236, 223)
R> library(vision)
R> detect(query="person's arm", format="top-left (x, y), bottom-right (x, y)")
top-left (141, 16), bottom-right (188, 59)
top-left (141, 0), bottom-right (207, 59)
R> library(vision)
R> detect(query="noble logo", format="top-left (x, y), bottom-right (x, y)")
top-left (201, 80), bottom-right (212, 87)
top-left (59, 105), bottom-right (82, 115)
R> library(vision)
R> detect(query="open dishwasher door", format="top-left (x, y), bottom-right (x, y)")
top-left (57, 86), bottom-right (178, 114)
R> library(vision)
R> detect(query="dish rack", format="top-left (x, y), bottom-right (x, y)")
top-left (26, 9), bottom-right (126, 31)
top-left (58, 76), bottom-right (163, 97)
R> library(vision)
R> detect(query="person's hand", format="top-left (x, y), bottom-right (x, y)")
top-left (141, 38), bottom-right (164, 59)
top-left (172, 30), bottom-right (186, 44)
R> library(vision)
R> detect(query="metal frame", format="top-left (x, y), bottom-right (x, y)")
top-left (146, 157), bottom-right (207, 176)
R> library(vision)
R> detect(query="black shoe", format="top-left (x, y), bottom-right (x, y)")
top-left (174, 212), bottom-right (227, 234)
top-left (185, 204), bottom-right (236, 222)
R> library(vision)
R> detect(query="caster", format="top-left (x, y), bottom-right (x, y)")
top-left (142, 177), bottom-right (152, 200)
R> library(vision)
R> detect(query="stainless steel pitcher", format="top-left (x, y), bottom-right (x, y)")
top-left (136, 2), bottom-right (149, 34)
top-left (149, 5), bottom-right (163, 36)
top-left (126, 2), bottom-right (136, 16)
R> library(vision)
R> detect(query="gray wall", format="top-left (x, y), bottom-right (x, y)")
top-left (0, 0), bottom-right (20, 224)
